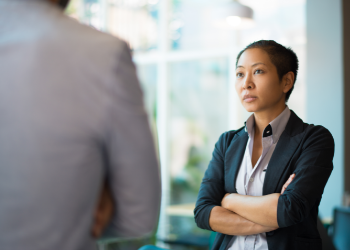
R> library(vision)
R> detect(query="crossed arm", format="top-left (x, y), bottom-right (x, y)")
top-left (196, 127), bottom-right (334, 236)
top-left (209, 174), bottom-right (295, 235)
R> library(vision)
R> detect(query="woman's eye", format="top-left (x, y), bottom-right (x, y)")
top-left (236, 72), bottom-right (244, 78)
top-left (254, 69), bottom-right (264, 74)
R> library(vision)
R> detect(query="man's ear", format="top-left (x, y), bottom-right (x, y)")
top-left (282, 72), bottom-right (295, 93)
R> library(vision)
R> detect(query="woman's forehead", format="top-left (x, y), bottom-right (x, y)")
top-left (237, 48), bottom-right (273, 68)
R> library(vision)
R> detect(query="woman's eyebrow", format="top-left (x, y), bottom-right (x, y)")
top-left (236, 62), bottom-right (266, 69)
top-left (252, 62), bottom-right (266, 67)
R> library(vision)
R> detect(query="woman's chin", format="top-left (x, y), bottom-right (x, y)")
top-left (242, 104), bottom-right (259, 113)
top-left (245, 108), bottom-right (257, 113)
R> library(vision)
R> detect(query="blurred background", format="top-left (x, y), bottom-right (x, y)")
top-left (64, 0), bottom-right (349, 249)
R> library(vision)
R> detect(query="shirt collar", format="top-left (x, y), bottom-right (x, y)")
top-left (244, 114), bottom-right (255, 138)
top-left (245, 106), bottom-right (291, 144)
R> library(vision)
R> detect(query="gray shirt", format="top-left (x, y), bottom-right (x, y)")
top-left (0, 1), bottom-right (161, 249)
top-left (228, 106), bottom-right (291, 250)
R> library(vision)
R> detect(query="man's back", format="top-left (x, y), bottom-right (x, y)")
top-left (0, 1), bottom-right (161, 249)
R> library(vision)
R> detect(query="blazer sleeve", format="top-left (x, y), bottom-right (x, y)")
top-left (194, 132), bottom-right (228, 231)
top-left (103, 42), bottom-right (161, 237)
top-left (277, 126), bottom-right (334, 228)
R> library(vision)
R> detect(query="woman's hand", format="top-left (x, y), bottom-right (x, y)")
top-left (253, 223), bottom-right (278, 233)
top-left (221, 174), bottom-right (296, 207)
top-left (219, 173), bottom-right (295, 228)
top-left (222, 173), bottom-right (296, 209)
top-left (281, 174), bottom-right (295, 194)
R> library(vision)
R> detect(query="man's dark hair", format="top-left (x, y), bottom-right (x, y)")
top-left (236, 40), bottom-right (299, 102)
top-left (58, 0), bottom-right (70, 9)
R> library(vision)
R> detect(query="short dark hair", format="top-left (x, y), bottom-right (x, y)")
top-left (236, 40), bottom-right (299, 102)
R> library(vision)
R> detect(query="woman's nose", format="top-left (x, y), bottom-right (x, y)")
top-left (242, 75), bottom-right (253, 89)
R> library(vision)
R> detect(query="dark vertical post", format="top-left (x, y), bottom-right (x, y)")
top-left (343, 0), bottom-right (350, 194)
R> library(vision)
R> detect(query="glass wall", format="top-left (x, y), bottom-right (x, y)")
top-left (66, 0), bottom-right (306, 246)
top-left (168, 58), bottom-right (229, 205)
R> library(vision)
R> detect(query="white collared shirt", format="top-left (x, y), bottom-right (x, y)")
top-left (227, 106), bottom-right (291, 250)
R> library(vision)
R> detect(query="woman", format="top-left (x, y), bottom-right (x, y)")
top-left (194, 40), bottom-right (334, 250)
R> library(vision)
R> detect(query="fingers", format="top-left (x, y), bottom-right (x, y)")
top-left (281, 174), bottom-right (296, 194)
top-left (92, 213), bottom-right (102, 238)
top-left (91, 186), bottom-right (114, 238)
top-left (266, 227), bottom-right (278, 232)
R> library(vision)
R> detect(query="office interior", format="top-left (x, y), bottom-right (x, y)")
top-left (65, 0), bottom-right (350, 249)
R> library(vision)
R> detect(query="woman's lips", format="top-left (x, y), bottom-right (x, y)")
top-left (243, 95), bottom-right (257, 103)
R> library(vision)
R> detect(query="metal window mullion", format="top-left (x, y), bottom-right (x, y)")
top-left (99, 0), bottom-right (108, 32)
top-left (228, 30), bottom-right (241, 130)
top-left (156, 0), bottom-right (170, 245)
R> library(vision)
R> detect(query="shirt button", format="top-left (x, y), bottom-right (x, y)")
top-left (249, 177), bottom-right (254, 182)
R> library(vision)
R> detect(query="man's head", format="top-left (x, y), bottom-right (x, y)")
top-left (58, 0), bottom-right (70, 9)
top-left (49, 0), bottom-right (70, 9)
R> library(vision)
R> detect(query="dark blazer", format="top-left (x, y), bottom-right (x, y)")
top-left (194, 111), bottom-right (334, 250)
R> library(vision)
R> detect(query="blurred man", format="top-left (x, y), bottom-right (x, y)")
top-left (0, 0), bottom-right (161, 249)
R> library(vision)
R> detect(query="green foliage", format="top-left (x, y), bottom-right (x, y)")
top-left (64, 0), bottom-right (78, 16)
top-left (171, 145), bottom-right (208, 204)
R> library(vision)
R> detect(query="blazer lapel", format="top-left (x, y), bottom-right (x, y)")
top-left (263, 111), bottom-right (304, 195)
top-left (225, 129), bottom-right (248, 193)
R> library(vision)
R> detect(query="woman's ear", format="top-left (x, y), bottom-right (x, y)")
top-left (282, 72), bottom-right (295, 93)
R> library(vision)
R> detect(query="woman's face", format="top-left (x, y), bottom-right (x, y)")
top-left (235, 48), bottom-right (291, 114)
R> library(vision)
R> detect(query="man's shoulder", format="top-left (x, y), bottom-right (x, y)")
top-left (38, 11), bottom-right (132, 75)
top-left (54, 14), bottom-right (127, 54)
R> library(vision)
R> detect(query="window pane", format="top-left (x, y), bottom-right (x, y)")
top-left (169, 0), bottom-right (231, 51)
top-left (168, 58), bottom-right (228, 205)
top-left (136, 64), bottom-right (157, 123)
top-left (136, 64), bottom-right (158, 142)
top-left (67, 0), bottom-right (160, 52)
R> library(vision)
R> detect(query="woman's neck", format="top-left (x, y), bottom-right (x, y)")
top-left (254, 104), bottom-right (287, 135)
